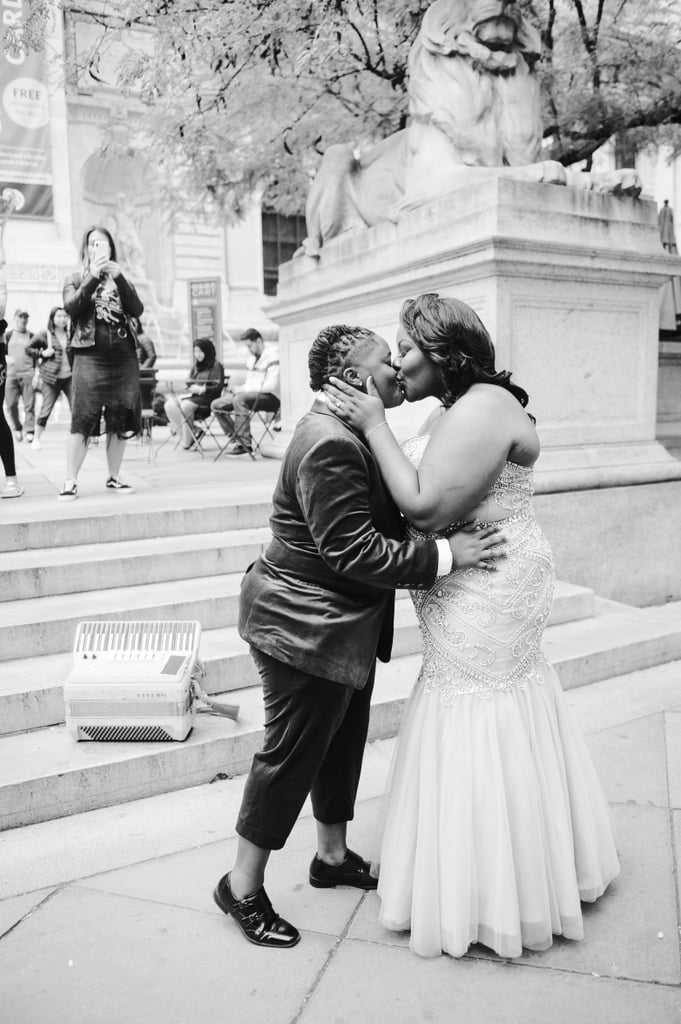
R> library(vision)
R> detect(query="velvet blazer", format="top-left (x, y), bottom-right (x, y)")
top-left (238, 402), bottom-right (440, 688)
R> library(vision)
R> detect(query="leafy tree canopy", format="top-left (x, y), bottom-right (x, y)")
top-left (14, 0), bottom-right (681, 217)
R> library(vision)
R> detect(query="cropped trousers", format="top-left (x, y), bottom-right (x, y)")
top-left (236, 647), bottom-right (375, 851)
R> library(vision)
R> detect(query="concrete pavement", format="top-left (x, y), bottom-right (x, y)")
top-left (1, 421), bottom-right (681, 1022)
top-left (1, 662), bottom-right (680, 1023)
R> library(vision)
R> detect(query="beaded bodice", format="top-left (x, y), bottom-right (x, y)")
top-left (401, 434), bottom-right (535, 527)
top-left (401, 435), bottom-right (555, 702)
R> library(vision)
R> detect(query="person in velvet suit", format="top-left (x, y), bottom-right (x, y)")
top-left (213, 324), bottom-right (505, 949)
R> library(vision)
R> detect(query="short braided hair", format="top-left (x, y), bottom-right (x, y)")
top-left (308, 324), bottom-right (376, 392)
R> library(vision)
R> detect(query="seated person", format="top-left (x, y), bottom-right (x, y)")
top-left (211, 328), bottom-right (280, 455)
top-left (164, 338), bottom-right (224, 448)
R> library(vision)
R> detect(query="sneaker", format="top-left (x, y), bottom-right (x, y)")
top-left (1, 481), bottom-right (24, 499)
top-left (106, 476), bottom-right (135, 494)
top-left (14, 430), bottom-right (22, 443)
top-left (58, 480), bottom-right (78, 501)
top-left (25, 433), bottom-right (34, 443)
top-left (31, 437), bottom-right (41, 451)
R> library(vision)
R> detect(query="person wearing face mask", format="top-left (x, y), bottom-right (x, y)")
top-left (26, 306), bottom-right (72, 450)
top-left (58, 226), bottom-right (143, 500)
top-left (163, 338), bottom-right (224, 449)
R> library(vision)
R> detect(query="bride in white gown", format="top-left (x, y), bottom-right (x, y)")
top-left (325, 293), bottom-right (619, 959)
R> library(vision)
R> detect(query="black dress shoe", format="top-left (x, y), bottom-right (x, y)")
top-left (309, 849), bottom-right (378, 890)
top-left (213, 873), bottom-right (300, 948)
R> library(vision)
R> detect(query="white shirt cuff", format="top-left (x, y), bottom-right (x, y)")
top-left (435, 538), bottom-right (453, 577)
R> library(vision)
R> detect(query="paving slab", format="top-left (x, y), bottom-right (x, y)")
top-left (474, 804), bottom-right (679, 985)
top-left (0, 739), bottom-right (394, 900)
top-left (298, 940), bottom-right (681, 1024)
top-left (0, 888), bottom-right (55, 939)
top-left (564, 661), bottom-right (681, 734)
top-left (0, 666), bottom-right (679, 1024)
top-left (348, 807), bottom-right (680, 986)
top-left (584, 713), bottom-right (670, 807)
top-left (76, 798), bottom-right (378, 939)
top-left (666, 710), bottom-right (681, 809)
top-left (0, 885), bottom-right (337, 1024)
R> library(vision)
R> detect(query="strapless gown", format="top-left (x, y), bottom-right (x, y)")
top-left (375, 436), bottom-right (620, 958)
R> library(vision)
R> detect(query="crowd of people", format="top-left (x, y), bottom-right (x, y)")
top-left (0, 224), bottom-right (278, 500)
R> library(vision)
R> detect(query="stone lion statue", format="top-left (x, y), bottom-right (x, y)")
top-left (302, 0), bottom-right (641, 255)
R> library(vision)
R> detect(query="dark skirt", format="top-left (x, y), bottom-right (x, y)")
top-left (70, 324), bottom-right (141, 438)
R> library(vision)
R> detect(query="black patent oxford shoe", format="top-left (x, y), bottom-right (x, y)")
top-left (309, 849), bottom-right (378, 890)
top-left (213, 873), bottom-right (300, 948)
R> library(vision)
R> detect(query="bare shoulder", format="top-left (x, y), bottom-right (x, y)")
top-left (417, 404), bottom-right (446, 435)
top-left (434, 384), bottom-right (514, 429)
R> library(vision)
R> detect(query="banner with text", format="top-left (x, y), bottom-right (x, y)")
top-left (0, 0), bottom-right (54, 218)
top-left (188, 278), bottom-right (223, 360)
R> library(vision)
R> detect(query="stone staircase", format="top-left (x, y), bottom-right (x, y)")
top-left (2, 496), bottom-right (681, 832)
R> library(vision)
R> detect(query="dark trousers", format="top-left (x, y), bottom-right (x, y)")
top-left (5, 372), bottom-right (35, 434)
top-left (0, 359), bottom-right (16, 477)
top-left (37, 377), bottom-right (72, 427)
top-left (236, 648), bottom-right (375, 851)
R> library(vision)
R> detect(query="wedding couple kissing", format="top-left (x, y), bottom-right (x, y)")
top-left (213, 293), bottom-right (619, 959)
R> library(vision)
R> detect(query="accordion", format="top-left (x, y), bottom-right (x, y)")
top-left (64, 620), bottom-right (202, 742)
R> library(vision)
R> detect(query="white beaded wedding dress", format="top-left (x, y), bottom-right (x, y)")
top-left (375, 436), bottom-right (620, 959)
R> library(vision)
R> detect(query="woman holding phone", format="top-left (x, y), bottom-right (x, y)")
top-left (59, 226), bottom-right (143, 500)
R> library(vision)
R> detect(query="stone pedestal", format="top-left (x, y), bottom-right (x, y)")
top-left (657, 339), bottom-right (681, 450)
top-left (267, 179), bottom-right (681, 602)
top-left (268, 177), bottom-right (681, 491)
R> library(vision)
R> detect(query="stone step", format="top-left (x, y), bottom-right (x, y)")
top-left (3, 613), bottom-right (681, 832)
top-left (0, 527), bottom-right (272, 602)
top-left (0, 655), bottom-right (420, 831)
top-left (0, 583), bottom-right (593, 735)
top-left (0, 493), bottom-right (273, 554)
top-left (0, 574), bottom-right (244, 662)
top-left (544, 598), bottom-right (681, 689)
top-left (5, 656), bottom-right (681, 899)
top-left (3, 599), bottom-right (680, 828)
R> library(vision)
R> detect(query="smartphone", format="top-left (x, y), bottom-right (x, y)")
top-left (92, 239), bottom-right (109, 259)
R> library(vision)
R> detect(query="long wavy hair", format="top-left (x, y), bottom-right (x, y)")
top-left (399, 293), bottom-right (532, 413)
top-left (79, 226), bottom-right (117, 269)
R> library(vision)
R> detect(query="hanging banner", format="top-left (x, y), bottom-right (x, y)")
top-left (0, 0), bottom-right (54, 218)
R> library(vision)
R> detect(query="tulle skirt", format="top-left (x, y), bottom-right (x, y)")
top-left (375, 656), bottom-right (620, 959)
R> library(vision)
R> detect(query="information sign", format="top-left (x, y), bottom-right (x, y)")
top-left (187, 278), bottom-right (222, 359)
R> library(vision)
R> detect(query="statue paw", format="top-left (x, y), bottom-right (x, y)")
top-left (587, 169), bottom-right (643, 197)
top-left (538, 160), bottom-right (567, 186)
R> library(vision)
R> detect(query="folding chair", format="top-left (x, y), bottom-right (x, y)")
top-left (138, 367), bottom-right (157, 463)
top-left (158, 381), bottom-right (223, 458)
top-left (212, 364), bottom-right (281, 461)
top-left (250, 402), bottom-right (282, 456)
top-left (187, 405), bottom-right (224, 458)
